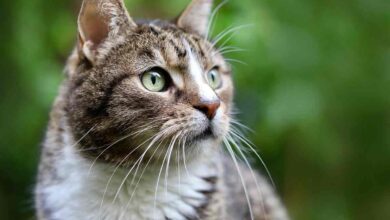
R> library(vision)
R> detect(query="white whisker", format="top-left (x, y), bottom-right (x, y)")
top-left (230, 119), bottom-right (254, 133)
top-left (224, 58), bottom-right (248, 66)
top-left (153, 144), bottom-right (170, 219)
top-left (226, 134), bottom-right (268, 220)
top-left (164, 132), bottom-right (180, 196)
top-left (229, 128), bottom-right (275, 188)
top-left (111, 130), bottom-right (167, 205)
top-left (206, 0), bottom-right (229, 40)
top-left (98, 133), bottom-right (158, 215)
top-left (181, 136), bottom-right (191, 178)
top-left (218, 48), bottom-right (247, 56)
top-left (71, 125), bottom-right (96, 148)
top-left (88, 132), bottom-right (134, 175)
top-left (119, 137), bottom-right (167, 219)
top-left (209, 24), bottom-right (253, 52)
top-left (223, 138), bottom-right (254, 220)
top-left (176, 139), bottom-right (182, 195)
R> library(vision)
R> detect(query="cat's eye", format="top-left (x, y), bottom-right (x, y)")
top-left (141, 70), bottom-right (168, 92)
top-left (206, 69), bottom-right (222, 89)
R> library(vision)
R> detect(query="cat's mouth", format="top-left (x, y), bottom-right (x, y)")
top-left (190, 125), bottom-right (215, 142)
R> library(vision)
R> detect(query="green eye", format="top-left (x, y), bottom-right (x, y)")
top-left (141, 71), bottom-right (167, 92)
top-left (206, 69), bottom-right (222, 89)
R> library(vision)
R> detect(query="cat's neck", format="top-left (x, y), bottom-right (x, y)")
top-left (48, 126), bottom-right (221, 219)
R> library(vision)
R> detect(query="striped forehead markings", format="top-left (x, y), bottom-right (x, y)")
top-left (168, 39), bottom-right (187, 58)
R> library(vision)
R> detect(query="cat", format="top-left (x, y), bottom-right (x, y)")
top-left (35, 0), bottom-right (289, 219)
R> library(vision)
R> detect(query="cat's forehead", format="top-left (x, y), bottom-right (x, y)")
top-left (112, 22), bottom-right (227, 73)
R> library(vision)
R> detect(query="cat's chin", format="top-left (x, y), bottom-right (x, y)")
top-left (191, 126), bottom-right (214, 141)
top-left (185, 125), bottom-right (223, 147)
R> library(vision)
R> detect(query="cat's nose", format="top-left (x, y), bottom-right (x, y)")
top-left (193, 101), bottom-right (221, 120)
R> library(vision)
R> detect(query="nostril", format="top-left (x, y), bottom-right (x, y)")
top-left (194, 105), bottom-right (209, 116)
top-left (193, 101), bottom-right (221, 120)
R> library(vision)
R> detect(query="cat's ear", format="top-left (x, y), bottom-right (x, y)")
top-left (176, 0), bottom-right (213, 37)
top-left (77, 0), bottom-right (136, 64)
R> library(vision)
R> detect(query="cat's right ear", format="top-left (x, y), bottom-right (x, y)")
top-left (176, 0), bottom-right (213, 37)
top-left (77, 0), bottom-right (136, 65)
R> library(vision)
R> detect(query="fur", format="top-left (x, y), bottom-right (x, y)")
top-left (35, 0), bottom-right (289, 219)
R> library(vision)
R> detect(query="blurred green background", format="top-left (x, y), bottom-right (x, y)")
top-left (0, 0), bottom-right (388, 219)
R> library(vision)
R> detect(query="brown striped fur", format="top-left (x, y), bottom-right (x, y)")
top-left (36, 0), bottom-right (289, 219)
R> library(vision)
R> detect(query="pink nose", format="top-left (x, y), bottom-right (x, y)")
top-left (193, 101), bottom-right (221, 120)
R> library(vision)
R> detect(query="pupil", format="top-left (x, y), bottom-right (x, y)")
top-left (211, 73), bottom-right (215, 82)
top-left (151, 75), bottom-right (157, 85)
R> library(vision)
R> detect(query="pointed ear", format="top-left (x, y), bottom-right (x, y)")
top-left (176, 0), bottom-right (213, 37)
top-left (77, 0), bottom-right (136, 64)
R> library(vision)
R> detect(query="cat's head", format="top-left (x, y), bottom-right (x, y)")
top-left (65, 0), bottom-right (233, 165)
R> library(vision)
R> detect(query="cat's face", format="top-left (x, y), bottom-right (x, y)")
top-left (66, 0), bottom-right (232, 165)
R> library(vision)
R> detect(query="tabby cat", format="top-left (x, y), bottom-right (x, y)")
top-left (35, 0), bottom-right (289, 219)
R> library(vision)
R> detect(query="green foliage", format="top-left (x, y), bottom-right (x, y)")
top-left (0, 0), bottom-right (388, 219)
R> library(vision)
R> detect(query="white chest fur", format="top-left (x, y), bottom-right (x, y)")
top-left (42, 139), bottom-right (220, 220)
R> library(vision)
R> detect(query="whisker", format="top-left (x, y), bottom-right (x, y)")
top-left (217, 48), bottom-right (247, 56)
top-left (80, 117), bottom-right (172, 154)
top-left (226, 134), bottom-right (268, 220)
top-left (114, 157), bottom-right (142, 201)
top-left (71, 125), bottom-right (96, 148)
top-left (223, 138), bottom-right (254, 220)
top-left (125, 128), bottom-right (175, 198)
top-left (230, 119), bottom-right (254, 133)
top-left (209, 24), bottom-right (253, 52)
top-left (111, 129), bottom-right (170, 205)
top-left (176, 138), bottom-right (181, 195)
top-left (122, 116), bottom-right (170, 134)
top-left (181, 136), bottom-right (190, 178)
top-left (98, 132), bottom-right (162, 214)
top-left (206, 0), bottom-right (229, 40)
top-left (224, 58), bottom-right (248, 66)
top-left (229, 128), bottom-right (276, 188)
top-left (218, 45), bottom-right (244, 53)
top-left (229, 106), bottom-right (242, 116)
top-left (210, 24), bottom-right (233, 47)
top-left (120, 137), bottom-right (167, 218)
top-left (150, 125), bottom-right (182, 218)
top-left (216, 32), bottom-right (238, 53)
top-left (164, 132), bottom-right (180, 197)
top-left (153, 142), bottom-right (171, 219)
top-left (87, 130), bottom-right (142, 175)
top-left (88, 117), bottom-right (173, 174)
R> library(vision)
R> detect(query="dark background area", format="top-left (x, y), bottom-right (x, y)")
top-left (0, 0), bottom-right (388, 219)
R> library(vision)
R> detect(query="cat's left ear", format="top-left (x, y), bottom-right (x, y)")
top-left (176, 0), bottom-right (213, 37)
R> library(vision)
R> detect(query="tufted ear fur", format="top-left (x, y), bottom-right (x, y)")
top-left (176, 0), bottom-right (213, 37)
top-left (77, 0), bottom-right (136, 64)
